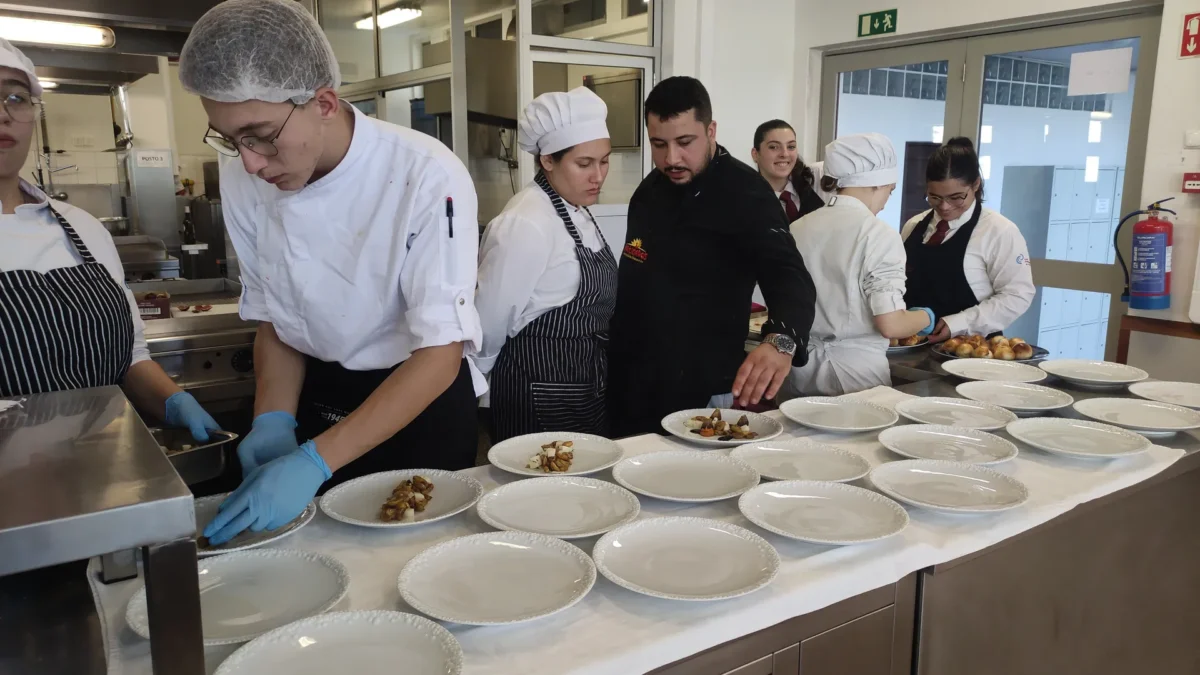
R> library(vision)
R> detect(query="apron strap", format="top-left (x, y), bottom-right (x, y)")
top-left (46, 205), bottom-right (98, 264)
top-left (534, 171), bottom-right (590, 247)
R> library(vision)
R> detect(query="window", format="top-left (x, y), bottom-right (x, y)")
top-left (319, 0), bottom-right (377, 83)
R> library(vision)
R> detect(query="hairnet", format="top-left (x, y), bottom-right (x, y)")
top-left (178, 0), bottom-right (341, 104)
top-left (823, 133), bottom-right (898, 188)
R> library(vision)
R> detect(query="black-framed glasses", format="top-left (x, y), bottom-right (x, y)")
top-left (926, 192), bottom-right (971, 207)
top-left (0, 91), bottom-right (39, 124)
top-left (203, 103), bottom-right (298, 158)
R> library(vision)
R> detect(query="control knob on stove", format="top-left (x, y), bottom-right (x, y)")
top-left (231, 349), bottom-right (254, 374)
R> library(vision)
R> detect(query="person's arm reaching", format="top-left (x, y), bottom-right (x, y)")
top-left (860, 222), bottom-right (936, 339)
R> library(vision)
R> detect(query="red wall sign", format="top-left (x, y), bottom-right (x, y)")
top-left (1182, 12), bottom-right (1200, 59)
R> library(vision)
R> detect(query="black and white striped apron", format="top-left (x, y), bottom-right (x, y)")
top-left (0, 205), bottom-right (134, 396)
top-left (490, 173), bottom-right (619, 442)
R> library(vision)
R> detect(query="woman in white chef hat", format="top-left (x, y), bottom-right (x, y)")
top-left (475, 87), bottom-right (616, 441)
top-left (780, 133), bottom-right (937, 397)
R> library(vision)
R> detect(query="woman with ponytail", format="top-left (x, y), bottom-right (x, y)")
top-left (751, 120), bottom-right (825, 222)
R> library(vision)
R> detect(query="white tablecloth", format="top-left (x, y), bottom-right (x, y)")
top-left (89, 386), bottom-right (1187, 675)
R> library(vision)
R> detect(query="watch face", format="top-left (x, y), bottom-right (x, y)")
top-left (773, 335), bottom-right (796, 353)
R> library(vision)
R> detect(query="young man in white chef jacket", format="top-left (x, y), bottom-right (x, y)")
top-left (178, 0), bottom-right (484, 544)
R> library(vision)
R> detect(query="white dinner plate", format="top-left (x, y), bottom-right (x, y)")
top-left (887, 340), bottom-right (929, 353)
top-left (398, 531), bottom-right (596, 625)
top-left (126, 550), bottom-right (349, 646)
top-left (320, 469), bottom-right (483, 528)
top-left (611, 450), bottom-right (760, 502)
top-left (894, 397), bottom-right (1017, 430)
top-left (1072, 397), bottom-right (1200, 434)
top-left (954, 381), bottom-right (1074, 413)
top-left (778, 397), bottom-right (899, 433)
top-left (738, 481), bottom-right (909, 545)
top-left (941, 359), bottom-right (1048, 383)
top-left (1038, 359), bottom-right (1149, 387)
top-left (878, 425), bottom-right (1018, 464)
top-left (1128, 381), bottom-right (1200, 409)
top-left (730, 438), bottom-right (870, 482)
top-left (593, 517), bottom-right (780, 601)
top-left (475, 476), bottom-right (640, 539)
top-left (1006, 417), bottom-right (1152, 459)
top-left (487, 432), bottom-right (625, 477)
top-left (660, 409), bottom-right (784, 447)
top-left (214, 611), bottom-right (462, 675)
top-left (868, 460), bottom-right (1029, 514)
top-left (194, 494), bottom-right (316, 557)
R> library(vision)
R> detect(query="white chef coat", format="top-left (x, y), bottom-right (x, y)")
top-left (0, 179), bottom-right (150, 367)
top-left (781, 195), bottom-right (907, 398)
top-left (474, 181), bottom-right (607, 375)
top-left (901, 203), bottom-right (1035, 337)
top-left (221, 103), bottom-right (483, 387)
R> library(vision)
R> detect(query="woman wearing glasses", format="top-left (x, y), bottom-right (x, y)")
top-left (0, 39), bottom-right (219, 439)
top-left (901, 138), bottom-right (1035, 341)
top-left (179, 0), bottom-right (483, 545)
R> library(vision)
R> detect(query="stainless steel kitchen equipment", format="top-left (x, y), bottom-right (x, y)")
top-left (113, 235), bottom-right (181, 281)
top-left (180, 196), bottom-right (230, 280)
top-left (117, 148), bottom-right (181, 249)
top-left (0, 385), bottom-right (204, 675)
top-left (151, 427), bottom-right (238, 486)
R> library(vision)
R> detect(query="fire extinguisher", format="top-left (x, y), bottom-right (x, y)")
top-left (1114, 197), bottom-right (1175, 311)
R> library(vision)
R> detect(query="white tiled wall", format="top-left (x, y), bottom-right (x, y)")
top-left (39, 150), bottom-right (120, 186)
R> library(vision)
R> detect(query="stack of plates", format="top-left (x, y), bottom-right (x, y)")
top-left (1072, 398), bottom-right (1200, 436)
top-left (612, 451), bottom-right (760, 502)
top-left (1038, 359), bottom-right (1148, 388)
top-left (868, 460), bottom-right (1029, 514)
top-left (475, 476), bottom-right (640, 539)
top-left (1006, 418), bottom-right (1151, 459)
top-left (778, 397), bottom-right (899, 433)
top-left (730, 438), bottom-right (870, 482)
top-left (894, 397), bottom-right (1017, 430)
top-left (878, 425), bottom-right (1018, 464)
top-left (954, 381), bottom-right (1074, 415)
top-left (738, 481), bottom-right (909, 545)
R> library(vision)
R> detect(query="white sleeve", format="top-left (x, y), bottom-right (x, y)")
top-left (219, 162), bottom-right (271, 322)
top-left (943, 221), bottom-right (1036, 336)
top-left (861, 222), bottom-right (908, 315)
top-left (474, 213), bottom-right (554, 375)
top-left (399, 161), bottom-right (482, 354)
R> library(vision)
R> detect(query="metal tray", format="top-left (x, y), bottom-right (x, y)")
top-left (150, 427), bottom-right (238, 485)
top-left (931, 343), bottom-right (1049, 363)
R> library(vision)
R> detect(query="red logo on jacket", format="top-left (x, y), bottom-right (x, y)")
top-left (622, 237), bottom-right (647, 263)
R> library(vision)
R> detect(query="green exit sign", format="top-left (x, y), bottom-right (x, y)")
top-left (857, 9), bottom-right (897, 37)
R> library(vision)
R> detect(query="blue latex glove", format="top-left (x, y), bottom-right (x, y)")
top-left (914, 308), bottom-right (937, 337)
top-left (203, 441), bottom-right (330, 545)
top-left (164, 391), bottom-right (220, 442)
top-left (237, 411), bottom-right (300, 476)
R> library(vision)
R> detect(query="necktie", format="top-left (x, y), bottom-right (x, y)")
top-left (780, 191), bottom-right (800, 222)
top-left (926, 220), bottom-right (950, 246)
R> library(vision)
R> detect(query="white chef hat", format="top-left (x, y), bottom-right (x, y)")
top-left (823, 133), bottom-right (898, 188)
top-left (0, 38), bottom-right (41, 97)
top-left (518, 86), bottom-right (609, 156)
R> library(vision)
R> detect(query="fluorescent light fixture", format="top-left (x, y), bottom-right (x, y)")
top-left (980, 125), bottom-right (993, 144)
top-left (1043, 124), bottom-right (1050, 142)
top-left (1088, 120), bottom-right (1102, 143)
top-left (1084, 156), bottom-right (1099, 183)
top-left (38, 79), bottom-right (58, 89)
top-left (980, 155), bottom-right (992, 180)
top-left (932, 125), bottom-right (944, 143)
top-left (1090, 111), bottom-right (1112, 120)
top-left (0, 16), bottom-right (114, 48)
top-left (355, 7), bottom-right (422, 30)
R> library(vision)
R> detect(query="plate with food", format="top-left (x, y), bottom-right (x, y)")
top-left (878, 424), bottom-right (1018, 464)
top-left (868, 460), bottom-right (1029, 514)
top-left (592, 517), bottom-right (780, 601)
top-left (194, 494), bottom-right (316, 557)
top-left (475, 476), bottom-right (641, 539)
top-left (319, 469), bottom-right (483, 528)
top-left (738, 481), bottom-right (909, 545)
top-left (126, 549), bottom-right (349, 646)
top-left (894, 397), bottom-right (1018, 430)
top-left (730, 438), bottom-right (870, 482)
top-left (778, 396), bottom-right (899, 433)
top-left (1128, 381), bottom-right (1200, 409)
top-left (933, 335), bottom-right (1046, 362)
top-left (954, 381), bottom-right (1074, 414)
top-left (612, 450), bottom-right (760, 502)
top-left (887, 335), bottom-right (928, 352)
top-left (661, 408), bottom-right (784, 447)
top-left (940, 358), bottom-right (1048, 383)
top-left (1037, 359), bottom-right (1149, 388)
top-left (214, 610), bottom-right (463, 675)
top-left (487, 432), bottom-right (624, 477)
top-left (1072, 397), bottom-right (1200, 435)
top-left (1005, 418), bottom-right (1152, 459)
top-left (398, 531), bottom-right (596, 625)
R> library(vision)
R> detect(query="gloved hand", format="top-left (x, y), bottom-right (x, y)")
top-left (914, 308), bottom-right (937, 337)
top-left (237, 411), bottom-right (299, 476)
top-left (164, 391), bottom-right (221, 442)
top-left (203, 441), bottom-right (330, 546)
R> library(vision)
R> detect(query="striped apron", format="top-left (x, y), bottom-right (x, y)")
top-left (490, 172), bottom-right (619, 442)
top-left (0, 206), bottom-right (134, 396)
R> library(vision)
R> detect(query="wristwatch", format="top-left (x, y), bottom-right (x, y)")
top-left (763, 333), bottom-right (797, 357)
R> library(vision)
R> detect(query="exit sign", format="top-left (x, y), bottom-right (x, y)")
top-left (858, 9), bottom-right (897, 38)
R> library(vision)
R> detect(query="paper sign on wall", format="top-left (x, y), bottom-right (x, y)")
top-left (134, 150), bottom-right (170, 169)
top-left (1067, 47), bottom-right (1133, 96)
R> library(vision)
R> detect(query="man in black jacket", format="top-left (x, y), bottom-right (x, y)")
top-left (607, 76), bottom-right (817, 437)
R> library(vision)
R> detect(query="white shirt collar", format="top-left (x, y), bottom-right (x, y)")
top-left (774, 179), bottom-right (800, 200)
top-left (944, 199), bottom-right (979, 230)
top-left (3, 178), bottom-right (51, 217)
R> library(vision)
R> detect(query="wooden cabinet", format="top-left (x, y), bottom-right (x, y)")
top-left (797, 606), bottom-right (897, 675)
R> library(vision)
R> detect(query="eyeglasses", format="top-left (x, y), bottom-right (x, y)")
top-left (0, 91), bottom-right (39, 124)
top-left (203, 104), bottom-right (297, 158)
top-left (926, 192), bottom-right (971, 207)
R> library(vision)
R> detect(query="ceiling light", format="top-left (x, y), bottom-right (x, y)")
top-left (38, 79), bottom-right (58, 89)
top-left (1090, 111), bottom-right (1112, 120)
top-left (0, 16), bottom-right (114, 48)
top-left (355, 7), bottom-right (422, 30)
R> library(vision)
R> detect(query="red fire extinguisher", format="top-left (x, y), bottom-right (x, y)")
top-left (1115, 197), bottom-right (1175, 311)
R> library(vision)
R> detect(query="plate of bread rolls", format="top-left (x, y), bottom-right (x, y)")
top-left (887, 335), bottom-right (929, 352)
top-left (932, 335), bottom-right (1048, 363)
